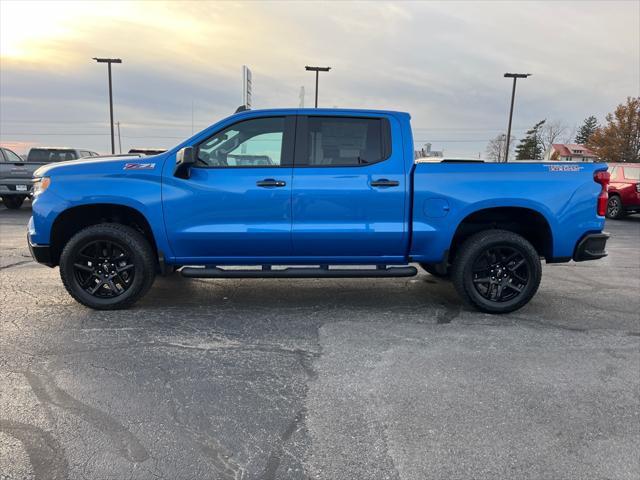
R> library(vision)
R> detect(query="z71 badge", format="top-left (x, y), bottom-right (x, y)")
top-left (124, 163), bottom-right (156, 170)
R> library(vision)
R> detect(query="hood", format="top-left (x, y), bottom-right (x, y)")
top-left (33, 155), bottom-right (155, 178)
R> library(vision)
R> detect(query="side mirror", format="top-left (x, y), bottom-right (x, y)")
top-left (174, 146), bottom-right (196, 179)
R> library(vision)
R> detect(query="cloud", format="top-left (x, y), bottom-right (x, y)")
top-left (1, 0), bottom-right (638, 155)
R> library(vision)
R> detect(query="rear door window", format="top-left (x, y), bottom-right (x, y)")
top-left (297, 116), bottom-right (391, 167)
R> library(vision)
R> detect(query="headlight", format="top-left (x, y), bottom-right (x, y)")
top-left (33, 177), bottom-right (51, 196)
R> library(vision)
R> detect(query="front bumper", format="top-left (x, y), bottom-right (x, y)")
top-left (573, 232), bottom-right (610, 262)
top-left (27, 234), bottom-right (54, 267)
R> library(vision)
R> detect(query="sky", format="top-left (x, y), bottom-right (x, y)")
top-left (0, 0), bottom-right (638, 156)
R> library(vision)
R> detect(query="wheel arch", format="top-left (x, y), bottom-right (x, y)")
top-left (448, 206), bottom-right (554, 263)
top-left (50, 203), bottom-right (158, 266)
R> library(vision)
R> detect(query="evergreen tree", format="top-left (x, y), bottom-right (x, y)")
top-left (575, 116), bottom-right (598, 144)
top-left (515, 120), bottom-right (545, 160)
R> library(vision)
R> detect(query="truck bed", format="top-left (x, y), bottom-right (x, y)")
top-left (410, 161), bottom-right (607, 263)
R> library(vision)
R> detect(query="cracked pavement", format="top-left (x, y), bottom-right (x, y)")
top-left (1, 201), bottom-right (639, 479)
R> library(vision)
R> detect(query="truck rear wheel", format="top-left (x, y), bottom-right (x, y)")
top-left (452, 229), bottom-right (541, 314)
top-left (59, 223), bottom-right (156, 310)
top-left (2, 195), bottom-right (25, 209)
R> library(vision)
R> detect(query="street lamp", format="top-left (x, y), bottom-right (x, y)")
top-left (305, 66), bottom-right (331, 108)
top-left (503, 72), bottom-right (531, 162)
top-left (93, 57), bottom-right (122, 154)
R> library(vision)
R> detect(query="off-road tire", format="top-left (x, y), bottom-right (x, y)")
top-left (452, 229), bottom-right (542, 314)
top-left (2, 195), bottom-right (25, 209)
top-left (60, 223), bottom-right (156, 310)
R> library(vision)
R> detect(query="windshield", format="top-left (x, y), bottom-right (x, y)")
top-left (27, 149), bottom-right (78, 162)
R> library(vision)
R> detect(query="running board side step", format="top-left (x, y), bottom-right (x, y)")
top-left (180, 266), bottom-right (418, 279)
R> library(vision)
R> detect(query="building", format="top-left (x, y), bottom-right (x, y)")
top-left (547, 144), bottom-right (598, 162)
top-left (415, 143), bottom-right (443, 159)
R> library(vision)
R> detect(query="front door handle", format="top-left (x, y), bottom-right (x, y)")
top-left (256, 178), bottom-right (286, 188)
top-left (371, 179), bottom-right (399, 188)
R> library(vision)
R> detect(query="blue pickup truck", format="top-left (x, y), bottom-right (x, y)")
top-left (28, 108), bottom-right (610, 313)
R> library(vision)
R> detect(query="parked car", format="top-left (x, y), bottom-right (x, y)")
top-left (28, 108), bottom-right (610, 313)
top-left (606, 162), bottom-right (640, 218)
top-left (0, 147), bottom-right (99, 209)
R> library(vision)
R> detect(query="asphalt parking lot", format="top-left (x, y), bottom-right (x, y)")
top-left (1, 201), bottom-right (639, 480)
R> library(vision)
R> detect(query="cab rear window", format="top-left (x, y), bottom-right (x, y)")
top-left (28, 149), bottom-right (78, 162)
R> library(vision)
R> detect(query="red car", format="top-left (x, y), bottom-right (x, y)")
top-left (607, 163), bottom-right (640, 218)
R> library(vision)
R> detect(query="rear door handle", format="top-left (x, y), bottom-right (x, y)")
top-left (256, 178), bottom-right (286, 188)
top-left (371, 179), bottom-right (399, 188)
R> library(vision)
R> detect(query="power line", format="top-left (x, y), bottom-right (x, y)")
top-left (0, 132), bottom-right (185, 139)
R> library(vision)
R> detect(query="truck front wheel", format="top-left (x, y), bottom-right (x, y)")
top-left (452, 229), bottom-right (541, 314)
top-left (59, 223), bottom-right (156, 310)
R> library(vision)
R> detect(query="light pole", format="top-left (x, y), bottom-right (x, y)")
top-left (93, 57), bottom-right (122, 154)
top-left (305, 66), bottom-right (331, 108)
top-left (503, 72), bottom-right (531, 162)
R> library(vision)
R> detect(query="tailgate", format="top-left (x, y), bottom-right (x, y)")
top-left (0, 162), bottom-right (42, 180)
top-left (0, 163), bottom-right (41, 193)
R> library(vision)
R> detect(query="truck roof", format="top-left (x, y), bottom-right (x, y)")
top-left (231, 108), bottom-right (410, 117)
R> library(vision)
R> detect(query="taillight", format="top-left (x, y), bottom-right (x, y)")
top-left (594, 170), bottom-right (610, 216)
top-left (636, 183), bottom-right (640, 193)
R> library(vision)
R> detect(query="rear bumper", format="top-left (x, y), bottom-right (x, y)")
top-left (573, 232), bottom-right (610, 262)
top-left (0, 181), bottom-right (34, 196)
top-left (27, 235), bottom-right (54, 267)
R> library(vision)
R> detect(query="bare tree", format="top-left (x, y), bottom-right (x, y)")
top-left (564, 123), bottom-right (577, 144)
top-left (486, 134), bottom-right (514, 162)
top-left (541, 120), bottom-right (568, 158)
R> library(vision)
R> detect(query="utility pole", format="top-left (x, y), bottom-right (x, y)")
top-left (93, 57), bottom-right (122, 154)
top-left (116, 121), bottom-right (122, 154)
top-left (305, 66), bottom-right (331, 108)
top-left (503, 72), bottom-right (531, 162)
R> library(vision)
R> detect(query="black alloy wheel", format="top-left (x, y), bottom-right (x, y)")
top-left (72, 240), bottom-right (135, 298)
top-left (470, 246), bottom-right (529, 303)
top-left (606, 195), bottom-right (623, 219)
